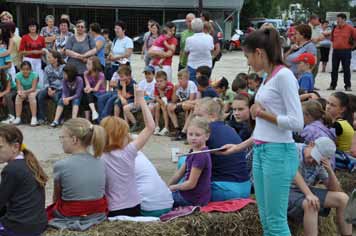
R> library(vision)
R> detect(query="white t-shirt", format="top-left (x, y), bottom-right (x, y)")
top-left (138, 79), bottom-right (156, 99)
top-left (185, 32), bottom-right (214, 69)
top-left (111, 36), bottom-right (133, 64)
top-left (135, 152), bottom-right (173, 211)
top-left (175, 80), bottom-right (198, 101)
top-left (253, 67), bottom-right (304, 143)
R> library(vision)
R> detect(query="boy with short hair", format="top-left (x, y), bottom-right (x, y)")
top-left (153, 71), bottom-right (174, 136)
top-left (113, 66), bottom-right (136, 117)
top-left (123, 65), bottom-right (156, 132)
top-left (167, 69), bottom-right (198, 140)
top-left (247, 73), bottom-right (262, 95)
top-left (197, 75), bottom-right (218, 98)
top-left (293, 52), bottom-right (315, 92)
top-left (195, 66), bottom-right (212, 80)
top-left (289, 137), bottom-right (352, 236)
top-left (232, 75), bottom-right (248, 94)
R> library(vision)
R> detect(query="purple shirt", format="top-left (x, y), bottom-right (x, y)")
top-left (180, 148), bottom-right (212, 206)
top-left (101, 143), bottom-right (140, 211)
top-left (62, 76), bottom-right (84, 100)
top-left (301, 120), bottom-right (336, 143)
top-left (84, 71), bottom-right (105, 93)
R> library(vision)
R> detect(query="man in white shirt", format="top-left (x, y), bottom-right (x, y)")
top-left (185, 18), bottom-right (214, 84)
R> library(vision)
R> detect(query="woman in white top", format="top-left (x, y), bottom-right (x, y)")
top-left (185, 18), bottom-right (214, 84)
top-left (222, 28), bottom-right (303, 236)
top-left (107, 20), bottom-right (133, 81)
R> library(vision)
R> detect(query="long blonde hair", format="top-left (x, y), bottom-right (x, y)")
top-left (0, 125), bottom-right (48, 188)
top-left (63, 118), bottom-right (106, 157)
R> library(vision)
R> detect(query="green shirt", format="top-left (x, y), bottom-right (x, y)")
top-left (179, 29), bottom-right (194, 67)
top-left (0, 74), bottom-right (16, 91)
top-left (15, 71), bottom-right (38, 91)
top-left (220, 90), bottom-right (235, 105)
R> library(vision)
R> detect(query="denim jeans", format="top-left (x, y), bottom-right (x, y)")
top-left (253, 143), bottom-right (299, 236)
top-left (37, 87), bottom-right (62, 121)
top-left (97, 91), bottom-right (117, 121)
top-left (187, 66), bottom-right (197, 85)
top-left (331, 49), bottom-right (352, 88)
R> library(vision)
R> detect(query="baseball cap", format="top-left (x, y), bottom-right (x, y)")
top-left (143, 65), bottom-right (155, 74)
top-left (292, 52), bottom-right (316, 66)
top-left (310, 137), bottom-right (336, 165)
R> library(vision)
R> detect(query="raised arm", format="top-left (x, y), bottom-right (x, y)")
top-left (132, 86), bottom-right (155, 150)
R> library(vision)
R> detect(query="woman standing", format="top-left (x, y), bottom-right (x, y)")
top-left (285, 24), bottom-right (317, 77)
top-left (53, 18), bottom-right (73, 61)
top-left (40, 15), bottom-right (59, 50)
top-left (65, 20), bottom-right (96, 76)
top-left (319, 20), bottom-right (332, 73)
top-left (19, 19), bottom-right (46, 88)
top-left (107, 20), bottom-right (133, 80)
top-left (222, 28), bottom-right (304, 236)
top-left (142, 22), bottom-right (160, 66)
top-left (89, 23), bottom-right (106, 70)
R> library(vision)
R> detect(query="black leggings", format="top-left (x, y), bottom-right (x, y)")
top-left (108, 204), bottom-right (141, 217)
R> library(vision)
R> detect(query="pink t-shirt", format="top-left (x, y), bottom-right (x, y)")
top-left (101, 143), bottom-right (140, 211)
top-left (152, 34), bottom-right (167, 48)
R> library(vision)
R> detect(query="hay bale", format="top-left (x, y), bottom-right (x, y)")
top-left (44, 204), bottom-right (338, 236)
top-left (336, 171), bottom-right (356, 194)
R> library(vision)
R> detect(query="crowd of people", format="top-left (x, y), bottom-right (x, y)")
top-left (0, 9), bottom-right (355, 236)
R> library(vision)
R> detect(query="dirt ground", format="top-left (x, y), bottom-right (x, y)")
top-left (3, 51), bottom-right (356, 205)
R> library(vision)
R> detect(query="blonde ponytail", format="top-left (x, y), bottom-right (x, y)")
top-left (23, 148), bottom-right (48, 188)
top-left (63, 118), bottom-right (106, 157)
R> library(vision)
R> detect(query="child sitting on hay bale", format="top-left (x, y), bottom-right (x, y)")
top-left (100, 86), bottom-right (155, 217)
top-left (289, 137), bottom-right (352, 236)
top-left (47, 118), bottom-right (107, 231)
top-left (168, 116), bottom-right (212, 207)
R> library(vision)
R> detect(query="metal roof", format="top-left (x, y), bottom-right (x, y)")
top-left (8, 0), bottom-right (244, 9)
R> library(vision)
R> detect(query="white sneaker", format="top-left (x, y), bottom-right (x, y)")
top-left (159, 128), bottom-right (169, 136)
top-left (154, 127), bottom-right (161, 135)
top-left (30, 117), bottom-right (38, 126)
top-left (1, 115), bottom-right (15, 124)
top-left (92, 111), bottom-right (99, 121)
top-left (12, 117), bottom-right (21, 125)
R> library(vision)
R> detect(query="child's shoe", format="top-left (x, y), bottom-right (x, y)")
top-left (154, 127), bottom-right (161, 135)
top-left (159, 128), bottom-right (169, 136)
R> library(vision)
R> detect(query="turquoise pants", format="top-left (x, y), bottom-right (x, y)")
top-left (253, 143), bottom-right (299, 236)
top-left (210, 180), bottom-right (251, 202)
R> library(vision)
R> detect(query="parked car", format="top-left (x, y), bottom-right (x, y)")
top-left (133, 19), bottom-right (225, 54)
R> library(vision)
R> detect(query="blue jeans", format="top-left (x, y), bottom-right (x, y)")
top-left (210, 181), bottom-right (251, 202)
top-left (58, 97), bottom-right (81, 107)
top-left (97, 91), bottom-right (117, 121)
top-left (253, 143), bottom-right (299, 236)
top-left (37, 87), bottom-right (62, 120)
top-left (187, 66), bottom-right (197, 85)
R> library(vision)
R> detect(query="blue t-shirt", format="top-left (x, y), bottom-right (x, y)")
top-left (95, 35), bottom-right (106, 66)
top-left (298, 72), bottom-right (314, 92)
top-left (0, 48), bottom-right (11, 67)
top-left (201, 86), bottom-right (218, 98)
top-left (207, 121), bottom-right (249, 182)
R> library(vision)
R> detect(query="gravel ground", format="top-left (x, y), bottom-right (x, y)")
top-left (3, 50), bottom-right (355, 205)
